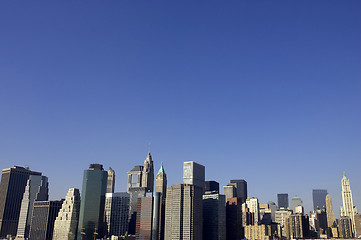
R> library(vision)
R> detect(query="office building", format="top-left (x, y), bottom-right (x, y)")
top-left (107, 167), bottom-right (115, 194)
top-left (52, 188), bottom-right (80, 240)
top-left (230, 179), bottom-right (247, 202)
top-left (246, 198), bottom-right (260, 224)
top-left (326, 194), bottom-right (336, 228)
top-left (104, 192), bottom-right (130, 238)
top-left (128, 187), bottom-right (147, 235)
top-left (142, 153), bottom-right (154, 192)
top-left (203, 193), bottom-right (226, 240)
top-left (277, 194), bottom-right (288, 209)
top-left (205, 181), bottom-right (219, 193)
top-left (290, 196), bottom-right (303, 212)
top-left (285, 213), bottom-right (309, 239)
top-left (183, 161), bottom-right (205, 189)
top-left (223, 185), bottom-right (236, 200)
top-left (339, 216), bottom-right (353, 238)
top-left (244, 224), bottom-right (280, 240)
top-left (135, 194), bottom-right (153, 240)
top-left (226, 197), bottom-right (243, 240)
top-left (155, 162), bottom-right (167, 197)
top-left (16, 175), bottom-right (48, 240)
top-left (164, 184), bottom-right (203, 240)
top-left (155, 164), bottom-right (167, 240)
top-left (274, 209), bottom-right (292, 237)
top-left (127, 166), bottom-right (144, 192)
top-left (340, 172), bottom-right (357, 236)
top-left (29, 200), bottom-right (63, 240)
top-left (0, 166), bottom-right (42, 238)
top-left (312, 189), bottom-right (327, 211)
top-left (77, 164), bottom-right (108, 240)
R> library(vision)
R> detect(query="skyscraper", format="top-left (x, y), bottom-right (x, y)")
top-left (155, 163), bottom-right (167, 240)
top-left (203, 193), bottom-right (226, 240)
top-left (205, 181), bottom-right (219, 193)
top-left (107, 167), bottom-right (115, 194)
top-left (226, 197), bottom-right (243, 240)
top-left (0, 166), bottom-right (42, 238)
top-left (104, 192), bottom-right (130, 238)
top-left (340, 172), bottom-right (357, 236)
top-left (142, 152), bottom-right (154, 192)
top-left (29, 200), bottom-right (64, 240)
top-left (16, 175), bottom-right (49, 240)
top-left (325, 194), bottom-right (336, 228)
top-left (136, 194), bottom-right (153, 240)
top-left (183, 161), bottom-right (205, 189)
top-left (277, 194), bottom-right (289, 209)
top-left (230, 179), bottom-right (247, 202)
top-left (223, 185), bottom-right (236, 200)
top-left (77, 164), bottom-right (108, 240)
top-left (164, 184), bottom-right (203, 240)
top-left (155, 162), bottom-right (167, 197)
top-left (285, 213), bottom-right (310, 239)
top-left (312, 189), bottom-right (328, 211)
top-left (52, 188), bottom-right (81, 240)
top-left (245, 198), bottom-right (260, 224)
top-left (290, 196), bottom-right (303, 212)
top-left (127, 166), bottom-right (143, 192)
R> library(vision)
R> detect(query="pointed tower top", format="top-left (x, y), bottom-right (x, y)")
top-left (146, 152), bottom-right (152, 161)
top-left (157, 162), bottom-right (165, 175)
top-left (343, 172), bottom-right (347, 180)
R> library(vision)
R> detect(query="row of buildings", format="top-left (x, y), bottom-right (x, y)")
top-left (0, 152), bottom-right (360, 240)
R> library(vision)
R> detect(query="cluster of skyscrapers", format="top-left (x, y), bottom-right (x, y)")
top-left (0, 153), bottom-right (360, 240)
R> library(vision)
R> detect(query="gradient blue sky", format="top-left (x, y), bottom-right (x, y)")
top-left (1, 1), bottom-right (360, 216)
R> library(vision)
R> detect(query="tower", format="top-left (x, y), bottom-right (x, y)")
top-left (77, 164), bottom-right (108, 240)
top-left (290, 196), bottom-right (303, 212)
top-left (107, 167), bottom-right (115, 194)
top-left (230, 179), bottom-right (248, 203)
top-left (277, 193), bottom-right (289, 209)
top-left (142, 152), bottom-right (154, 192)
top-left (312, 189), bottom-right (328, 211)
top-left (155, 162), bottom-right (167, 197)
top-left (16, 175), bottom-right (49, 239)
top-left (340, 172), bottom-right (357, 236)
top-left (203, 193), bottom-right (226, 240)
top-left (104, 192), bottom-right (130, 237)
top-left (183, 161), bottom-right (205, 189)
top-left (0, 166), bottom-right (42, 238)
top-left (326, 194), bottom-right (336, 228)
top-left (52, 188), bottom-right (81, 240)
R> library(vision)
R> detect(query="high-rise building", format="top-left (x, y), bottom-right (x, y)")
top-left (244, 224), bottom-right (280, 240)
top-left (245, 198), bottom-right (260, 224)
top-left (277, 194), bottom-right (289, 209)
top-left (285, 213), bottom-right (309, 239)
top-left (136, 194), bottom-right (153, 240)
top-left (275, 208), bottom-right (292, 237)
top-left (354, 213), bottom-right (361, 238)
top-left (128, 187), bottom-right (147, 235)
top-left (183, 161), bottom-right (205, 189)
top-left (0, 166), bottom-right (42, 238)
top-left (142, 153), bottom-right (154, 192)
top-left (104, 192), bottom-right (130, 238)
top-left (325, 194), bottom-right (336, 228)
top-left (155, 164), bottom-right (167, 240)
top-left (226, 197), bottom-right (243, 240)
top-left (203, 193), bottom-right (226, 240)
top-left (77, 164), bottom-right (108, 240)
top-left (164, 184), bottom-right (203, 240)
top-left (16, 175), bottom-right (48, 240)
top-left (339, 216), bottom-right (353, 238)
top-left (340, 172), bottom-right (357, 236)
top-left (107, 167), bottom-right (115, 194)
top-left (312, 189), bottom-right (327, 211)
top-left (205, 181), bottom-right (219, 193)
top-left (127, 166), bottom-right (144, 192)
top-left (52, 188), bottom-right (81, 240)
top-left (28, 200), bottom-right (64, 240)
top-left (290, 196), bottom-right (303, 212)
top-left (223, 185), bottom-right (236, 200)
top-left (230, 179), bottom-right (247, 203)
top-left (155, 162), bottom-right (167, 198)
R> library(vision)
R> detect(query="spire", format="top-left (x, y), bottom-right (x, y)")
top-left (146, 152), bottom-right (152, 162)
top-left (343, 172), bottom-right (347, 180)
top-left (157, 162), bottom-right (165, 175)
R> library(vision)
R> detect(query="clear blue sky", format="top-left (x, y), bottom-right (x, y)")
top-left (1, 1), bottom-right (360, 215)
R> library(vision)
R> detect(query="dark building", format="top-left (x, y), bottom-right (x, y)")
top-left (135, 194), bottom-right (153, 240)
top-left (205, 181), bottom-right (219, 193)
top-left (28, 200), bottom-right (63, 240)
top-left (226, 197), bottom-right (243, 240)
top-left (339, 216), bottom-right (353, 238)
top-left (0, 166), bottom-right (41, 238)
top-left (230, 179), bottom-right (247, 202)
top-left (203, 193), bottom-right (226, 240)
top-left (277, 193), bottom-right (289, 209)
top-left (128, 187), bottom-right (147, 235)
top-left (77, 164), bottom-right (108, 240)
top-left (312, 189), bottom-right (328, 211)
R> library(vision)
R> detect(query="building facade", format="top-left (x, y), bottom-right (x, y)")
top-left (104, 192), bottom-right (130, 238)
top-left (107, 167), bottom-right (115, 194)
top-left (52, 188), bottom-right (81, 240)
top-left (312, 189), bottom-right (328, 211)
top-left (290, 196), bottom-right (303, 212)
top-left (0, 166), bottom-right (42, 238)
top-left (142, 153), bottom-right (154, 192)
top-left (77, 164), bottom-right (108, 240)
top-left (277, 194), bottom-right (289, 209)
top-left (340, 172), bottom-right (357, 236)
top-left (230, 179), bottom-right (247, 203)
top-left (203, 193), bottom-right (226, 240)
top-left (183, 161), bottom-right (205, 189)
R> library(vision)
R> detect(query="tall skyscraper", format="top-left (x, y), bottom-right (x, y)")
top-left (77, 164), bottom-right (108, 240)
top-left (183, 161), bottom-right (205, 189)
top-left (285, 213), bottom-right (310, 239)
top-left (223, 185), bottom-right (236, 200)
top-left (277, 193), bottom-right (289, 209)
top-left (28, 200), bottom-right (64, 240)
top-left (127, 166), bottom-right (144, 192)
top-left (230, 179), bottom-right (247, 202)
top-left (226, 197), bottom-right (243, 240)
top-left (107, 167), bottom-right (115, 194)
top-left (326, 194), bottom-right (336, 228)
top-left (164, 184), bottom-right (203, 240)
top-left (142, 152), bottom-right (154, 192)
top-left (0, 166), bottom-right (42, 238)
top-left (203, 193), bottom-right (226, 240)
top-left (136, 194), bottom-right (153, 240)
top-left (52, 188), bottom-right (81, 240)
top-left (312, 189), bottom-right (328, 211)
top-left (155, 162), bottom-right (167, 197)
top-left (339, 216), bottom-right (353, 238)
top-left (205, 181), bottom-right (219, 193)
top-left (245, 198), bottom-right (260, 224)
top-left (290, 196), bottom-right (303, 212)
top-left (104, 192), bottom-right (130, 238)
top-left (16, 175), bottom-right (49, 240)
top-left (340, 172), bottom-right (357, 236)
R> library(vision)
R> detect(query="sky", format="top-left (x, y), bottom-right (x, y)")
top-left (0, 0), bottom-right (360, 216)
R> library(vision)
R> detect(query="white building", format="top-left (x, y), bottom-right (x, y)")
top-left (340, 172), bottom-right (358, 236)
top-left (104, 192), bottom-right (130, 237)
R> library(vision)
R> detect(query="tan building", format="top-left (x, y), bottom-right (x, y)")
top-left (326, 194), bottom-right (336, 228)
top-left (340, 172), bottom-right (357, 236)
top-left (164, 184), bottom-right (203, 240)
top-left (244, 224), bottom-right (279, 240)
top-left (107, 167), bottom-right (115, 193)
top-left (285, 214), bottom-right (309, 239)
top-left (52, 188), bottom-right (80, 240)
top-left (142, 153), bottom-right (154, 192)
top-left (135, 195), bottom-right (153, 240)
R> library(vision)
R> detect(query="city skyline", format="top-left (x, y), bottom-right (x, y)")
top-left (1, 0), bottom-right (360, 223)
